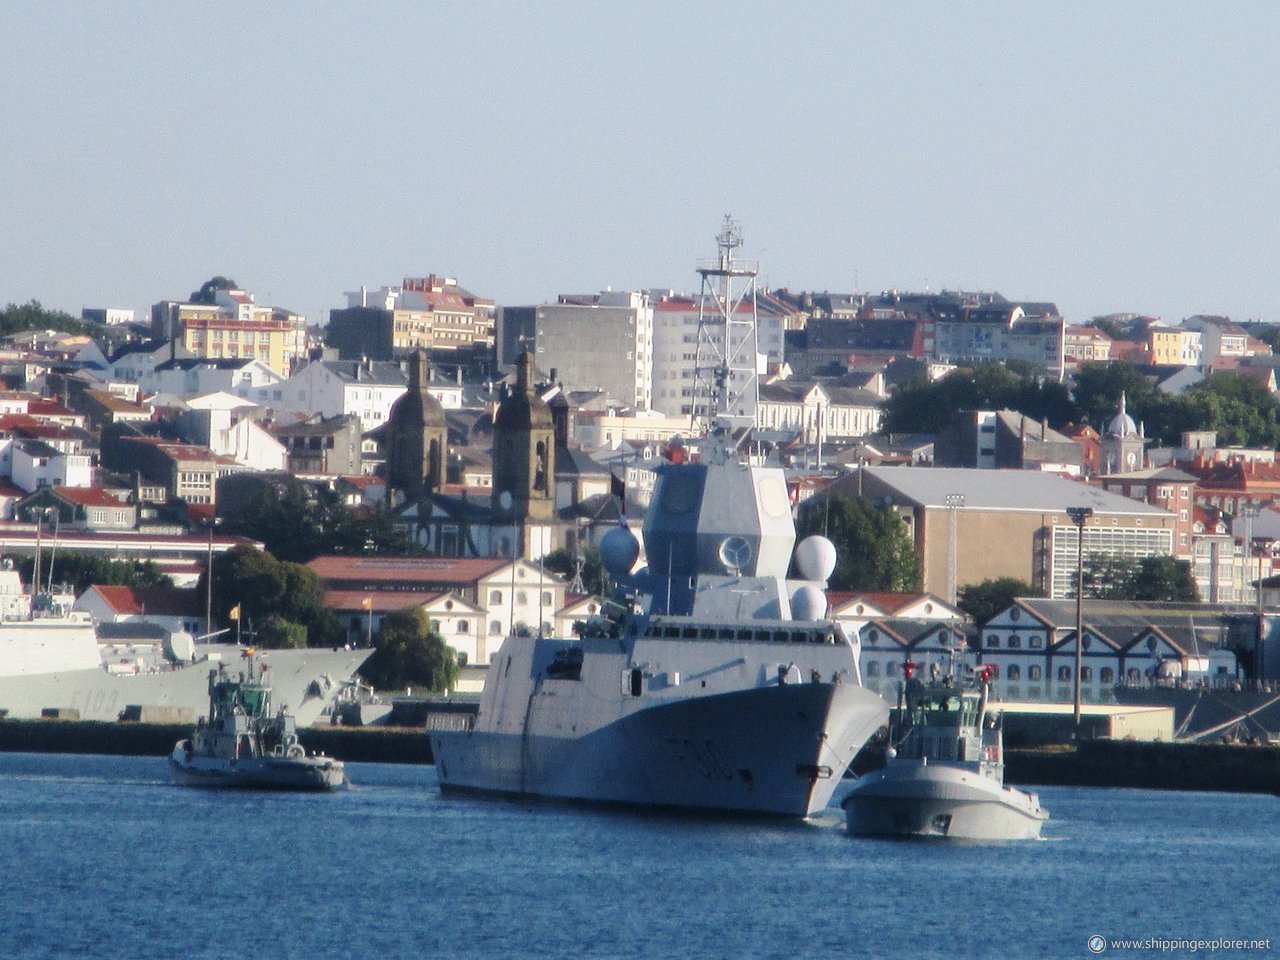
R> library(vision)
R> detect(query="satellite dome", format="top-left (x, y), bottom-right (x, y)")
top-left (790, 584), bottom-right (828, 621)
top-left (600, 525), bottom-right (641, 579)
top-left (794, 535), bottom-right (838, 583)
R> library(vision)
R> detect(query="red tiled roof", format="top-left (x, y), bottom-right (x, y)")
top-left (88, 585), bottom-right (201, 617)
top-left (307, 555), bottom-right (508, 585)
top-left (53, 487), bottom-right (127, 508)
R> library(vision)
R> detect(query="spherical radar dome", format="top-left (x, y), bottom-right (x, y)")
top-left (790, 584), bottom-right (828, 621)
top-left (600, 525), bottom-right (641, 579)
top-left (794, 535), bottom-right (838, 583)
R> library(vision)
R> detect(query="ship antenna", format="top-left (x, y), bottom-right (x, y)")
top-left (692, 215), bottom-right (760, 465)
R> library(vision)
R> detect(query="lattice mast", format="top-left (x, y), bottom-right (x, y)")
top-left (692, 216), bottom-right (760, 440)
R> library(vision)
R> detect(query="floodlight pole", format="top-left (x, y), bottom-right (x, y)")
top-left (1066, 506), bottom-right (1093, 728)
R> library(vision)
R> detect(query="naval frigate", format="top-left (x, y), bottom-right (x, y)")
top-left (0, 570), bottom-right (369, 726)
top-left (427, 220), bottom-right (889, 817)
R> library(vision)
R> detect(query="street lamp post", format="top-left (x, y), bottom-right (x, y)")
top-left (944, 493), bottom-right (965, 606)
top-left (204, 518), bottom-right (220, 639)
top-left (1066, 506), bottom-right (1093, 728)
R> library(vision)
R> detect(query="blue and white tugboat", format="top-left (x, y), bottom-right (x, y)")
top-left (843, 652), bottom-right (1048, 840)
top-left (170, 650), bottom-right (347, 791)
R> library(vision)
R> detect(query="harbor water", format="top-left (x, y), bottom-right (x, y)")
top-left (1, 753), bottom-right (1275, 960)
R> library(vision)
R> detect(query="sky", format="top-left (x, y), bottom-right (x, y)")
top-left (3, 3), bottom-right (1280, 329)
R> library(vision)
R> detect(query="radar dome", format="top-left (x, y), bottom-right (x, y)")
top-left (794, 535), bottom-right (838, 583)
top-left (600, 525), bottom-right (641, 579)
top-left (790, 584), bottom-right (828, 621)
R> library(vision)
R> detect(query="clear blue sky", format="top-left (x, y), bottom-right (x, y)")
top-left (3, 3), bottom-right (1279, 329)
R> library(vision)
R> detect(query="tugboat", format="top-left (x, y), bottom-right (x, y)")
top-left (170, 650), bottom-right (347, 791)
top-left (843, 649), bottom-right (1047, 840)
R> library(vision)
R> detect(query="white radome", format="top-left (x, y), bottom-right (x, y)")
top-left (600, 525), bottom-right (641, 579)
top-left (790, 584), bottom-right (828, 621)
top-left (794, 535), bottom-right (838, 583)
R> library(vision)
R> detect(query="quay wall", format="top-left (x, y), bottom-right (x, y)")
top-left (0, 720), bottom-right (434, 765)
top-left (4, 720), bottom-right (1279, 794)
top-left (1006, 740), bottom-right (1280, 795)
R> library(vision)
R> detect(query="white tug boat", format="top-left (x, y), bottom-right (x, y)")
top-left (170, 650), bottom-right (347, 791)
top-left (843, 651), bottom-right (1048, 840)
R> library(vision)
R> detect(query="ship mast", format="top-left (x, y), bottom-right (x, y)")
top-left (692, 216), bottom-right (760, 463)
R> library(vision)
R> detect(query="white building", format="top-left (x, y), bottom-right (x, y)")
top-left (273, 359), bottom-right (408, 431)
top-left (574, 409), bottom-right (694, 453)
top-left (649, 295), bottom-right (785, 419)
top-left (150, 358), bottom-right (286, 401)
top-left (756, 381), bottom-right (883, 442)
top-left (175, 405), bottom-right (287, 473)
top-left (11, 439), bottom-right (92, 491)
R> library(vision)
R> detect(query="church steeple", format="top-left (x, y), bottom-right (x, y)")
top-left (492, 350), bottom-right (556, 530)
top-left (385, 349), bottom-right (448, 501)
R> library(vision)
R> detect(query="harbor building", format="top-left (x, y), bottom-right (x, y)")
top-left (816, 466), bottom-right (1176, 601)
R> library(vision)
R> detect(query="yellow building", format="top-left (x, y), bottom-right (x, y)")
top-left (182, 317), bottom-right (291, 375)
top-left (1148, 325), bottom-right (1201, 366)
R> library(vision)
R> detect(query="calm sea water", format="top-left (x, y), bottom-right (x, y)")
top-left (0, 753), bottom-right (1275, 960)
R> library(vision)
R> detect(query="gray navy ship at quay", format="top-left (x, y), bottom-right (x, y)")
top-left (0, 568), bottom-right (369, 726)
top-left (428, 220), bottom-right (890, 817)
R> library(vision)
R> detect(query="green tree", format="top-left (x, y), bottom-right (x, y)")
top-left (256, 615), bottom-right (308, 649)
top-left (220, 478), bottom-right (410, 564)
top-left (956, 577), bottom-right (1041, 626)
top-left (202, 545), bottom-right (341, 647)
top-left (1131, 557), bottom-right (1200, 603)
top-left (540, 544), bottom-right (609, 597)
top-left (881, 363), bottom-right (1074, 435)
top-left (795, 493), bottom-right (919, 592)
top-left (1071, 361), bottom-right (1156, 432)
top-left (190, 276), bottom-right (238, 304)
top-left (1080, 553), bottom-right (1140, 599)
top-left (25, 552), bottom-right (173, 595)
top-left (0, 300), bottom-right (96, 338)
top-left (359, 608), bottom-right (459, 693)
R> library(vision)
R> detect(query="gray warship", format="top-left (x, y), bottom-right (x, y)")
top-left (428, 220), bottom-right (889, 817)
top-left (843, 653), bottom-right (1048, 840)
top-left (0, 569), bottom-right (367, 725)
top-left (170, 651), bottom-right (347, 791)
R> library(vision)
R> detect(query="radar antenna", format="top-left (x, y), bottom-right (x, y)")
top-left (692, 215), bottom-right (761, 461)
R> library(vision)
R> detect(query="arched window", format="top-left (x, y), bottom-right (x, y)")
top-left (1029, 665), bottom-right (1042, 680)
top-left (1007, 664), bottom-right (1021, 680)
top-left (1058, 666), bottom-right (1072, 681)
top-left (866, 661), bottom-right (880, 677)
top-left (489, 620), bottom-right (502, 635)
top-left (1101, 667), bottom-right (1115, 684)
top-left (457, 620), bottom-right (469, 633)
top-left (1080, 666), bottom-right (1093, 682)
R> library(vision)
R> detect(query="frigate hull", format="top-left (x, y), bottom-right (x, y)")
top-left (431, 681), bottom-right (888, 817)
top-left (0, 647), bottom-right (370, 726)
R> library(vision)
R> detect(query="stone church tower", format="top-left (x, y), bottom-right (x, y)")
top-left (384, 350), bottom-right (448, 502)
top-left (492, 351), bottom-right (556, 527)
top-left (1100, 391), bottom-right (1145, 475)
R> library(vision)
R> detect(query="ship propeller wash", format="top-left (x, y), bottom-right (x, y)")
top-left (428, 221), bottom-right (889, 817)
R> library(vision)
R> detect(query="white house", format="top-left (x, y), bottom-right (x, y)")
top-left (150, 358), bottom-right (286, 401)
top-left (175, 405), bottom-right (287, 472)
top-left (11, 439), bottom-right (92, 491)
top-left (271, 359), bottom-right (409, 431)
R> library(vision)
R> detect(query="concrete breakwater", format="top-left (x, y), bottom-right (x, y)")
top-left (1006, 740), bottom-right (1280, 795)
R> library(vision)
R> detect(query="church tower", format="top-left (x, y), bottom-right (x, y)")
top-left (1100, 391), bottom-right (1145, 475)
top-left (384, 350), bottom-right (448, 501)
top-left (492, 351), bottom-right (556, 527)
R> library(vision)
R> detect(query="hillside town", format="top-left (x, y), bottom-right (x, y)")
top-left (8, 224), bottom-right (1280, 706)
